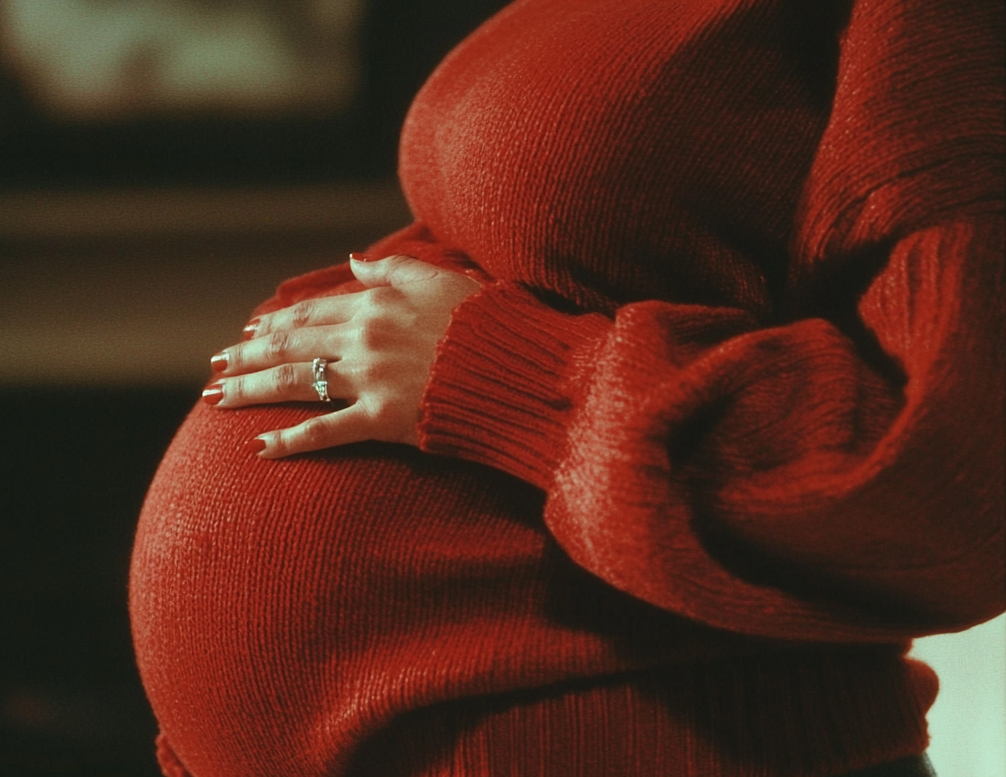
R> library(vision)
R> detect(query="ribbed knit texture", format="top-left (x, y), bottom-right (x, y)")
top-left (130, 0), bottom-right (1004, 775)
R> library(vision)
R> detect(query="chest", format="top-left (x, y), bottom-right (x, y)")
top-left (399, 0), bottom-right (839, 317)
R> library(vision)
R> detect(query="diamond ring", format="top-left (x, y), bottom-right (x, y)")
top-left (312, 357), bottom-right (331, 403)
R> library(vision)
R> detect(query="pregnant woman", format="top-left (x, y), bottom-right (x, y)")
top-left (129, 0), bottom-right (1004, 775)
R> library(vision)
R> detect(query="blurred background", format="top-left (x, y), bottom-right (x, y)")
top-left (0, 1), bottom-right (1002, 776)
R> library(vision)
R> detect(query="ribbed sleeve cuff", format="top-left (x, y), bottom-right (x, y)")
top-left (418, 282), bottom-right (612, 490)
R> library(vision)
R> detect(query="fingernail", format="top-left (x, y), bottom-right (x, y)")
top-left (211, 352), bottom-right (229, 372)
top-left (246, 437), bottom-right (267, 454)
top-left (202, 383), bottom-right (224, 405)
top-left (349, 252), bottom-right (380, 262)
top-left (242, 318), bottom-right (260, 340)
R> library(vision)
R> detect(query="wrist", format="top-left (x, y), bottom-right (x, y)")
top-left (418, 282), bottom-right (611, 489)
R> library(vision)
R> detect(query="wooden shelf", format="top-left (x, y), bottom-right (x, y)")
top-left (0, 182), bottom-right (412, 386)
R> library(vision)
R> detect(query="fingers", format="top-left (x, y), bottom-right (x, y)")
top-left (244, 295), bottom-right (357, 341)
top-left (240, 254), bottom-right (437, 340)
top-left (350, 254), bottom-right (443, 287)
top-left (202, 361), bottom-right (352, 409)
top-left (252, 403), bottom-right (378, 458)
top-left (213, 326), bottom-right (348, 377)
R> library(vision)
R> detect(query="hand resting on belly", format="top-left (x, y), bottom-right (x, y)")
top-left (201, 254), bottom-right (481, 457)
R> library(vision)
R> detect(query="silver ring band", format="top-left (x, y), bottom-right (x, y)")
top-left (312, 357), bottom-right (331, 402)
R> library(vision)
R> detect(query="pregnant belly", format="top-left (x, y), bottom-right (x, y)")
top-left (129, 400), bottom-right (555, 777)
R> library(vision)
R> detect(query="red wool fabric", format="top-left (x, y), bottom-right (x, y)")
top-left (129, 0), bottom-right (1005, 775)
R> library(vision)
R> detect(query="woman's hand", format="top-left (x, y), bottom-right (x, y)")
top-left (202, 255), bottom-right (482, 457)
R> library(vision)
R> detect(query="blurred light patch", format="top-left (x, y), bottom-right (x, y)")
top-left (0, 0), bottom-right (364, 119)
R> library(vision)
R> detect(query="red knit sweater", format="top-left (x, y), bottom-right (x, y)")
top-left (130, 1), bottom-right (1005, 775)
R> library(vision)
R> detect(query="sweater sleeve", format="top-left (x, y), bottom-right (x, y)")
top-left (416, 0), bottom-right (1005, 643)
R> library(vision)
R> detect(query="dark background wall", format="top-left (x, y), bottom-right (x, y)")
top-left (0, 2), bottom-right (509, 775)
top-left (1, 389), bottom-right (193, 776)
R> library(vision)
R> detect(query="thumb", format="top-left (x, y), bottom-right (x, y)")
top-left (349, 254), bottom-right (440, 287)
